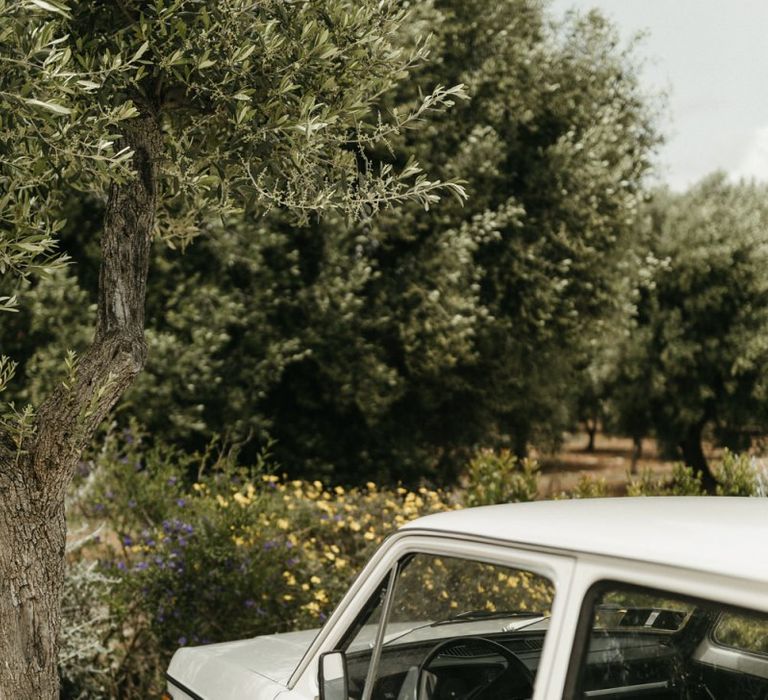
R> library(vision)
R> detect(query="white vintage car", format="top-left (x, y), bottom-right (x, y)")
top-left (165, 497), bottom-right (768, 700)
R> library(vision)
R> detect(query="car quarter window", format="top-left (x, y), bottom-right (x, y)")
top-left (565, 582), bottom-right (768, 700)
top-left (340, 552), bottom-right (555, 700)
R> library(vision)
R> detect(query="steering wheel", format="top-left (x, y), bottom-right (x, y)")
top-left (416, 636), bottom-right (533, 700)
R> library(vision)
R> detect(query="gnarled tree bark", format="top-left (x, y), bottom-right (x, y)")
top-left (0, 114), bottom-right (161, 699)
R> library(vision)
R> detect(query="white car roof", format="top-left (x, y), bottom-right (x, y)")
top-left (402, 497), bottom-right (768, 582)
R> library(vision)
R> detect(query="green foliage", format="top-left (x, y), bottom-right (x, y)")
top-left (627, 452), bottom-right (765, 497)
top-left (568, 474), bottom-right (609, 500)
top-left (1, 0), bottom-right (466, 282)
top-left (715, 450), bottom-right (759, 497)
top-left (626, 463), bottom-right (705, 497)
top-left (610, 177), bottom-right (768, 474)
top-left (131, 0), bottom-right (659, 479)
top-left (464, 449), bottom-right (540, 506)
top-left (1, 0), bottom-right (659, 483)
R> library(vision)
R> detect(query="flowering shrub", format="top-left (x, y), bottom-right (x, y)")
top-left (67, 427), bottom-right (459, 696)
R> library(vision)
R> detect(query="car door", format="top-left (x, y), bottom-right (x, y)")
top-left (552, 555), bottom-right (768, 699)
top-left (277, 530), bottom-right (576, 700)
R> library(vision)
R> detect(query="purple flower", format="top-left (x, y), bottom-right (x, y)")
top-left (128, 499), bottom-right (137, 508)
top-left (135, 561), bottom-right (148, 571)
top-left (122, 535), bottom-right (132, 547)
top-left (244, 599), bottom-right (255, 608)
top-left (176, 498), bottom-right (186, 508)
top-left (168, 476), bottom-right (178, 486)
top-left (178, 636), bottom-right (187, 646)
top-left (117, 561), bottom-right (126, 571)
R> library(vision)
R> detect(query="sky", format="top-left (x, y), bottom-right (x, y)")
top-left (549, 0), bottom-right (768, 190)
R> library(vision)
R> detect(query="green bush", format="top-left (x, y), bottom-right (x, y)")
top-left (568, 475), bottom-right (609, 499)
top-left (715, 450), bottom-right (759, 496)
top-left (464, 449), bottom-right (540, 506)
top-left (627, 453), bottom-right (764, 497)
top-left (626, 463), bottom-right (705, 496)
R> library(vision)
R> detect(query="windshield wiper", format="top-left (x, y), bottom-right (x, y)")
top-left (381, 610), bottom-right (544, 647)
top-left (432, 609), bottom-right (543, 625)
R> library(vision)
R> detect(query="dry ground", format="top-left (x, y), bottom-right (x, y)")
top-left (536, 433), bottom-right (675, 497)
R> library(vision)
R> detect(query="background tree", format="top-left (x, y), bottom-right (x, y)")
top-left (2, 0), bottom-right (661, 487)
top-left (614, 175), bottom-right (768, 488)
top-left (0, 1), bottom-right (465, 696)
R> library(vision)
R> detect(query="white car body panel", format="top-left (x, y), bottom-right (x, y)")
top-left (166, 497), bottom-right (768, 700)
top-left (166, 629), bottom-right (319, 699)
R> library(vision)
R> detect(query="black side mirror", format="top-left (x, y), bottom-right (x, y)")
top-left (319, 651), bottom-right (349, 700)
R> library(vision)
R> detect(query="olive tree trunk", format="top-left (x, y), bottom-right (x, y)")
top-left (679, 422), bottom-right (717, 493)
top-left (0, 115), bottom-right (161, 699)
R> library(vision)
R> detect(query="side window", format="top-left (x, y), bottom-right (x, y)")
top-left (713, 612), bottom-right (768, 655)
top-left (342, 552), bottom-right (555, 700)
top-left (567, 582), bottom-right (768, 699)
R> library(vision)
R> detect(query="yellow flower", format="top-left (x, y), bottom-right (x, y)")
top-left (216, 494), bottom-right (229, 508)
top-left (233, 492), bottom-right (250, 506)
top-left (310, 575), bottom-right (322, 585)
top-left (276, 518), bottom-right (290, 530)
top-left (232, 535), bottom-right (246, 546)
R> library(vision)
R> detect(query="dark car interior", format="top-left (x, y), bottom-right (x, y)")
top-left (344, 604), bottom-right (768, 700)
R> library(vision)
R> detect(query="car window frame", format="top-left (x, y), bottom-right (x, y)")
top-left (287, 530), bottom-right (576, 700)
